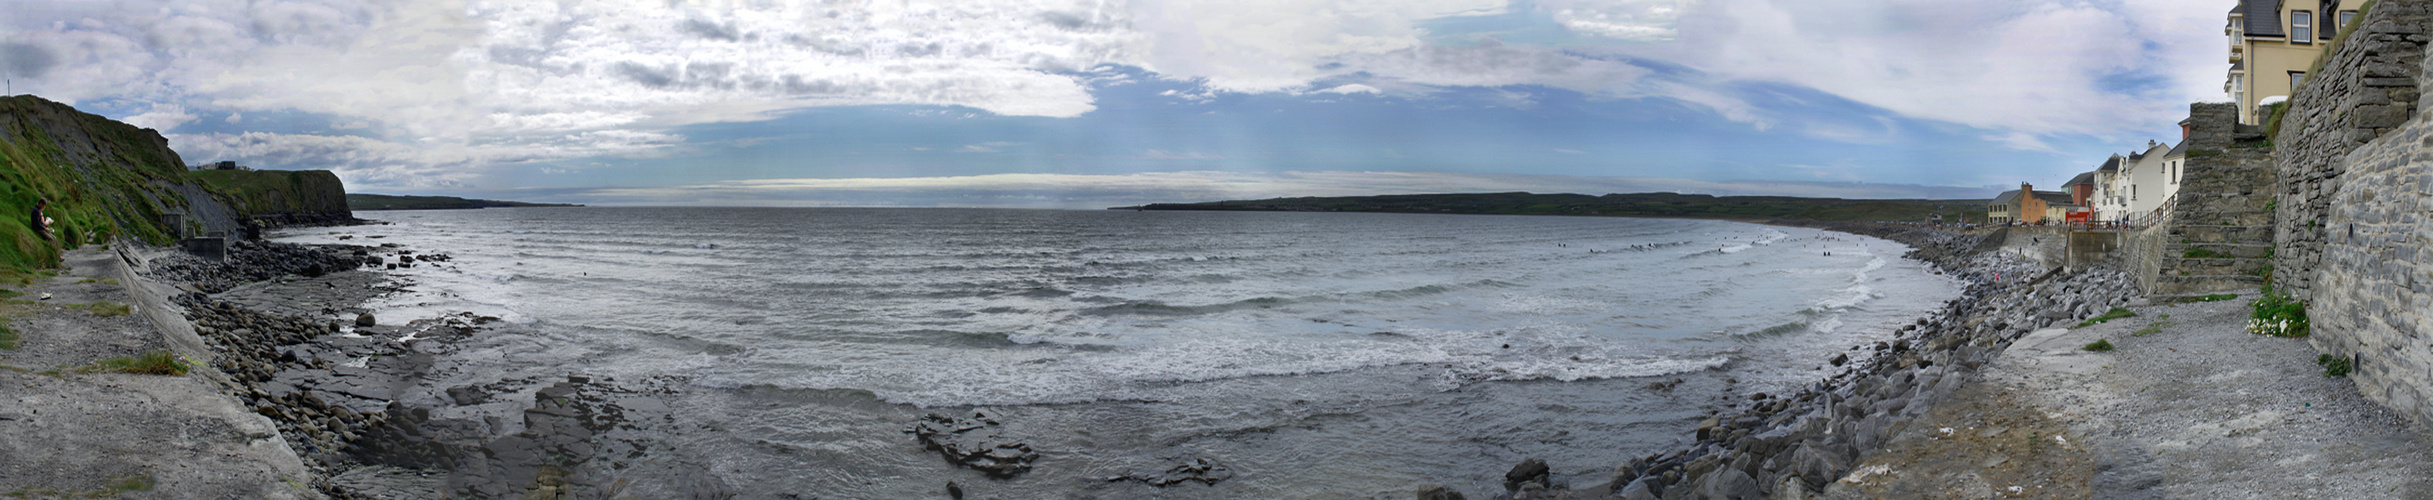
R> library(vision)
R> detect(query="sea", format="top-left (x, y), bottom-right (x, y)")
top-left (268, 207), bottom-right (1962, 498)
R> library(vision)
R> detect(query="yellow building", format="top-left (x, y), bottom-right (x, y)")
top-left (2227, 0), bottom-right (2368, 125)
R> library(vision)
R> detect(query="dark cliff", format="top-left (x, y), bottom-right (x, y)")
top-left (189, 169), bottom-right (356, 227)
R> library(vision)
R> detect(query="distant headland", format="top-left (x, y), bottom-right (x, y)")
top-left (347, 193), bottom-right (583, 211)
top-left (1113, 191), bottom-right (1987, 223)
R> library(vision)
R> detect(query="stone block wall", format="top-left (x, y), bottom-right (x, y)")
top-left (2273, 0), bottom-right (2433, 301)
top-left (2309, 104), bottom-right (2433, 424)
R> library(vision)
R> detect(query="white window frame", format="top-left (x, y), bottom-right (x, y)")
top-left (2293, 10), bottom-right (2313, 43)
top-left (2291, 71), bottom-right (2307, 91)
top-left (2340, 10), bottom-right (2357, 31)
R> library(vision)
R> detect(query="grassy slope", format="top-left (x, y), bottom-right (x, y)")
top-left (187, 169), bottom-right (348, 216)
top-left (1133, 192), bottom-right (1989, 223)
top-left (0, 96), bottom-right (191, 282)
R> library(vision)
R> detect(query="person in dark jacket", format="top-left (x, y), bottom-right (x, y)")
top-left (31, 198), bottom-right (51, 240)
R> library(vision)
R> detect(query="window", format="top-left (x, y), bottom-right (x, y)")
top-left (2291, 71), bottom-right (2307, 90)
top-left (2293, 11), bottom-right (2313, 43)
top-left (2340, 10), bottom-right (2357, 31)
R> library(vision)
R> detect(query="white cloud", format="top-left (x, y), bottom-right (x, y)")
top-left (122, 104), bottom-right (196, 131)
top-left (1543, 0), bottom-right (1702, 42)
top-left (1658, 0), bottom-right (2212, 139)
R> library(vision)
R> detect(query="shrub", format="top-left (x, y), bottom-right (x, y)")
top-left (2083, 339), bottom-right (2115, 352)
top-left (2249, 288), bottom-right (2310, 337)
top-left (78, 350), bottom-right (189, 376)
top-left (2076, 307), bottom-right (2137, 328)
top-left (2319, 354), bottom-right (2352, 377)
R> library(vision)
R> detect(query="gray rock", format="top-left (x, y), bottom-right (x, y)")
top-left (1697, 468), bottom-right (1761, 499)
top-left (1416, 484), bottom-right (1466, 500)
top-left (355, 313), bottom-right (376, 327)
top-left (1505, 458), bottom-right (1550, 491)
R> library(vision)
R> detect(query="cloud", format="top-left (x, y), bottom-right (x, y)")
top-left (1543, 0), bottom-right (1702, 42)
top-left (122, 104), bottom-right (196, 131)
top-left (1657, 0), bottom-right (2211, 140)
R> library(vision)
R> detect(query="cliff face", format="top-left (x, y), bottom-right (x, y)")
top-left (188, 169), bottom-right (356, 227)
top-left (0, 95), bottom-right (219, 273)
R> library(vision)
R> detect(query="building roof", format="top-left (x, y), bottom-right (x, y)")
top-left (2035, 191), bottom-right (2077, 207)
top-left (1991, 189), bottom-right (2077, 206)
top-left (2165, 139), bottom-right (2190, 158)
top-left (2063, 172), bottom-right (2097, 187)
top-left (2097, 155), bottom-right (2122, 172)
top-left (2238, 0), bottom-right (2286, 38)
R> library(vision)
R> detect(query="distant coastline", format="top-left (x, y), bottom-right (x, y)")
top-left (1114, 191), bottom-right (1988, 223)
top-left (347, 193), bottom-right (583, 211)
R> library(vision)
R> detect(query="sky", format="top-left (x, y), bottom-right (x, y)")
top-left (1, 0), bottom-right (2241, 208)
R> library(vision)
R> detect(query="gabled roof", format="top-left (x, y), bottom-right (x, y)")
top-left (2165, 139), bottom-right (2190, 158)
top-left (2035, 191), bottom-right (2077, 207)
top-left (1991, 189), bottom-right (2022, 205)
top-left (1991, 189), bottom-right (2077, 206)
top-left (2238, 0), bottom-right (2287, 38)
top-left (2064, 172), bottom-right (2097, 187)
top-left (2097, 155), bottom-right (2122, 172)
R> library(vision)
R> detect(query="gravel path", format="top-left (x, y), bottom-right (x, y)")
top-left (0, 248), bottom-right (320, 499)
top-left (1830, 290), bottom-right (2433, 499)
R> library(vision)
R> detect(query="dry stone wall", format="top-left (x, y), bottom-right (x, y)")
top-left (2273, 0), bottom-right (2433, 302)
top-left (2275, 0), bottom-right (2433, 426)
top-left (2309, 92), bottom-right (2433, 424)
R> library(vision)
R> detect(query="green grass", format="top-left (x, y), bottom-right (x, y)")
top-left (2132, 321), bottom-right (2173, 337)
top-left (76, 350), bottom-right (188, 376)
top-left (63, 301), bottom-right (131, 317)
top-left (2076, 307), bottom-right (2137, 328)
top-left (2083, 339), bottom-right (2115, 352)
top-left (2193, 293), bottom-right (2239, 302)
top-left (2182, 248), bottom-right (2232, 259)
top-left (73, 277), bottom-right (116, 285)
top-left (0, 324), bottom-right (15, 350)
top-left (2249, 288), bottom-right (2310, 337)
top-left (4, 474), bottom-right (155, 498)
top-left (2, 95), bottom-right (197, 278)
top-left (2320, 354), bottom-right (2352, 377)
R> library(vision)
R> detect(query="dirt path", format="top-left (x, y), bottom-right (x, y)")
top-left (1826, 291), bottom-right (2433, 499)
top-left (0, 248), bottom-right (319, 499)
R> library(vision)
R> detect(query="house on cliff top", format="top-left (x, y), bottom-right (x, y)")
top-left (2228, 0), bottom-right (2368, 125)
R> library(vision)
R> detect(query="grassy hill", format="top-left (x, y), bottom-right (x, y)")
top-left (0, 95), bottom-right (197, 282)
top-left (348, 193), bottom-right (581, 211)
top-left (1121, 192), bottom-right (1988, 222)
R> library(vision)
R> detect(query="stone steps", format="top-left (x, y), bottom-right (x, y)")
top-left (2151, 274), bottom-right (2268, 295)
top-left (2168, 242), bottom-right (2276, 259)
top-left (2171, 224), bottom-right (2275, 244)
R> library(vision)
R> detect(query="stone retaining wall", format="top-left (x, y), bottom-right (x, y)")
top-left (2308, 95), bottom-right (2433, 425)
top-left (2273, 0), bottom-right (2433, 302)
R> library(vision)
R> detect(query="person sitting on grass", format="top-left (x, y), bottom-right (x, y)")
top-left (31, 198), bottom-right (52, 241)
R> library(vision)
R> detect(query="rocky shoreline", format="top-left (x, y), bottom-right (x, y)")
top-left (116, 236), bottom-right (721, 499)
top-left (1473, 222), bottom-right (2144, 499)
